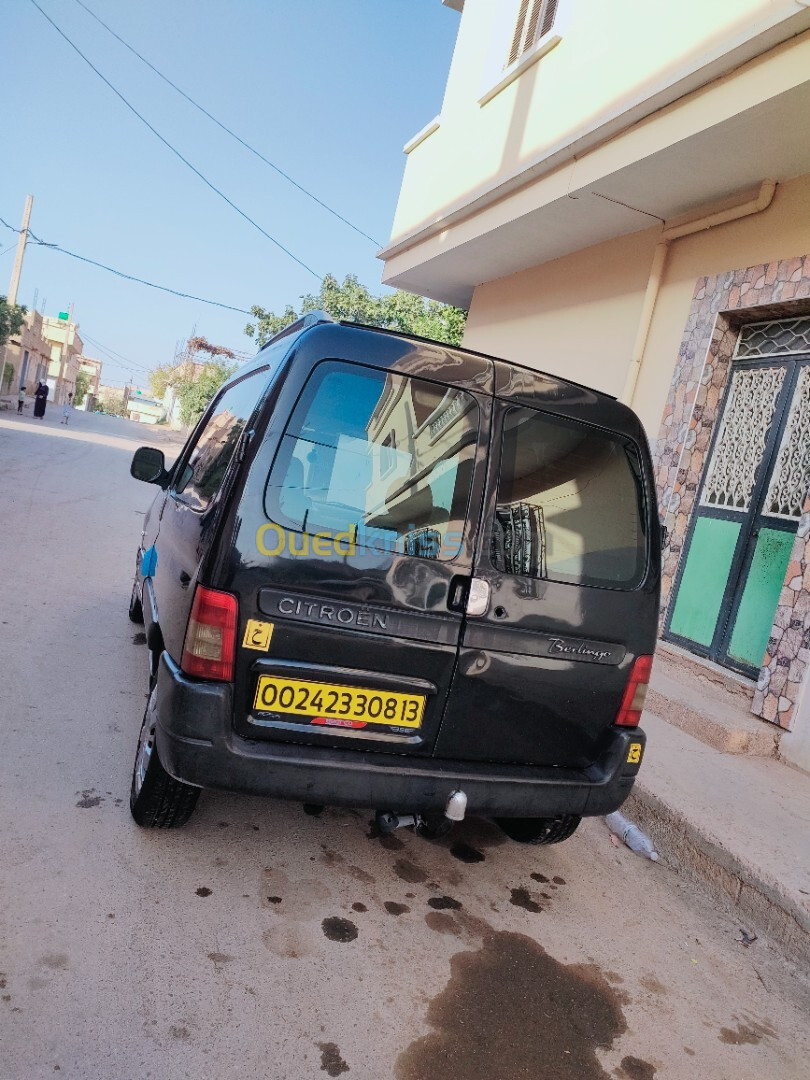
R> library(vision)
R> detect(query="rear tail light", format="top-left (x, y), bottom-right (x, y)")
top-left (181, 585), bottom-right (238, 681)
top-left (615, 654), bottom-right (653, 727)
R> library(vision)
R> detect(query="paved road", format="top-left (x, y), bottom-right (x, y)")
top-left (1, 408), bottom-right (808, 1080)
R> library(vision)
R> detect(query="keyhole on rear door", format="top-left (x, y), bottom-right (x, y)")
top-left (494, 606), bottom-right (507, 619)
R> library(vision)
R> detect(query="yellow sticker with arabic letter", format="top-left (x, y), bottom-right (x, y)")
top-left (627, 742), bottom-right (642, 764)
top-left (242, 619), bottom-right (274, 651)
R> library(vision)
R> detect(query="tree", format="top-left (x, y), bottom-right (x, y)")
top-left (148, 364), bottom-right (175, 400)
top-left (150, 336), bottom-right (238, 427)
top-left (245, 274), bottom-right (467, 348)
top-left (73, 370), bottom-right (91, 407)
top-left (175, 360), bottom-right (236, 426)
top-left (0, 296), bottom-right (26, 348)
top-left (99, 393), bottom-right (127, 417)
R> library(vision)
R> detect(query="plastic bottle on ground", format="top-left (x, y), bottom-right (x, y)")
top-left (604, 811), bottom-right (659, 860)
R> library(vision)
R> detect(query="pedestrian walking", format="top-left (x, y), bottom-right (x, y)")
top-left (33, 380), bottom-right (49, 419)
top-left (61, 392), bottom-right (73, 425)
top-left (17, 385), bottom-right (26, 414)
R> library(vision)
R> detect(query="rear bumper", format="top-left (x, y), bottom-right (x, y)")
top-left (154, 652), bottom-right (645, 819)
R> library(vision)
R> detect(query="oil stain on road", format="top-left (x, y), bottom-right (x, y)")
top-left (395, 931), bottom-right (632, 1080)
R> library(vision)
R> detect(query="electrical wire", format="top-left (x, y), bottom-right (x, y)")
top-left (0, 214), bottom-right (252, 315)
top-left (28, 0), bottom-right (323, 281)
top-left (80, 334), bottom-right (155, 376)
top-left (70, 0), bottom-right (382, 248)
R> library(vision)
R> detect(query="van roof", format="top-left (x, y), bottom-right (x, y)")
top-left (250, 311), bottom-right (618, 403)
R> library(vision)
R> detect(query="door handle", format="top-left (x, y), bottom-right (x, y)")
top-left (448, 575), bottom-right (469, 613)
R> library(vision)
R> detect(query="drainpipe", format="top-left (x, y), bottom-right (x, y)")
top-left (620, 178), bottom-right (777, 407)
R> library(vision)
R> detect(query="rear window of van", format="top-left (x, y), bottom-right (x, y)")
top-left (265, 361), bottom-right (479, 561)
top-left (492, 407), bottom-right (647, 589)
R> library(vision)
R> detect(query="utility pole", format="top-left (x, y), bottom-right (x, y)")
top-left (8, 195), bottom-right (33, 306)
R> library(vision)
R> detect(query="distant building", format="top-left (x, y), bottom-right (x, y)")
top-left (0, 309), bottom-right (55, 400)
top-left (126, 396), bottom-right (163, 424)
top-left (40, 315), bottom-right (84, 406)
top-left (76, 356), bottom-right (103, 408)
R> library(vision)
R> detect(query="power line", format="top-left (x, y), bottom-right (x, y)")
top-left (28, 0), bottom-right (323, 281)
top-left (70, 0), bottom-right (382, 248)
top-left (0, 214), bottom-right (252, 315)
top-left (80, 334), bottom-right (154, 376)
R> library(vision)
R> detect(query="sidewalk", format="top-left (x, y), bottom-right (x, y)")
top-left (627, 707), bottom-right (810, 965)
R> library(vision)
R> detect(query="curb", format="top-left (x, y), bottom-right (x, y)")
top-left (625, 784), bottom-right (810, 967)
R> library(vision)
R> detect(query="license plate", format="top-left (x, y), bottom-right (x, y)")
top-left (253, 675), bottom-right (425, 729)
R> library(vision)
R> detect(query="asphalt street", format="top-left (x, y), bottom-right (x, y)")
top-left (0, 407), bottom-right (808, 1080)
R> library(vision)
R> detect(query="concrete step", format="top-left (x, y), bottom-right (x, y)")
top-left (626, 712), bottom-right (810, 966)
top-left (648, 643), bottom-right (780, 757)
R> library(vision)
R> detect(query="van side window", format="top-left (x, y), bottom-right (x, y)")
top-left (174, 370), bottom-right (267, 511)
top-left (492, 407), bottom-right (647, 588)
top-left (265, 361), bottom-right (479, 561)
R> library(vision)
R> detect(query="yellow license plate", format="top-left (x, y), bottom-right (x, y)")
top-left (253, 675), bottom-right (425, 730)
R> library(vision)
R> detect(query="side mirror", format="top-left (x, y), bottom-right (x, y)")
top-left (131, 446), bottom-right (168, 487)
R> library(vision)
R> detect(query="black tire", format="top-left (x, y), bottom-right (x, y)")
top-left (495, 814), bottom-right (581, 845)
top-left (128, 581), bottom-right (144, 624)
top-left (130, 690), bottom-right (200, 828)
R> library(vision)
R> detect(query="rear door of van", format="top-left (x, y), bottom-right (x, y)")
top-left (433, 366), bottom-right (660, 769)
top-left (226, 325), bottom-right (492, 758)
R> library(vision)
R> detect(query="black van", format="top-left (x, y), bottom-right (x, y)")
top-left (128, 314), bottom-right (660, 843)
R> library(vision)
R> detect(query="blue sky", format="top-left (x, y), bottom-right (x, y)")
top-left (1, 1), bottom-right (459, 385)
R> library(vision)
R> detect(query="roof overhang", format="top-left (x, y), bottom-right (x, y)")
top-left (381, 21), bottom-right (810, 308)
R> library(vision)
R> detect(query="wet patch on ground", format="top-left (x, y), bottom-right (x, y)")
top-left (427, 896), bottom-right (462, 911)
top-left (509, 887), bottom-right (543, 913)
top-left (425, 912), bottom-right (463, 937)
top-left (317, 1041), bottom-right (349, 1076)
top-left (75, 788), bottom-right (102, 809)
top-left (638, 975), bottom-right (667, 997)
top-left (393, 859), bottom-right (428, 884)
top-left (195, 887), bottom-right (212, 897)
top-left (617, 1056), bottom-right (656, 1079)
top-left (346, 865), bottom-right (376, 886)
top-left (384, 901), bottom-right (410, 916)
top-left (132, 632), bottom-right (147, 645)
top-left (395, 931), bottom-right (628, 1080)
top-left (351, 902), bottom-right (368, 913)
top-left (321, 917), bottom-right (358, 943)
top-left (718, 1018), bottom-right (776, 1045)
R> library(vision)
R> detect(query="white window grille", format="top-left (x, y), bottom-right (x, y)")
top-left (700, 366), bottom-right (785, 512)
top-left (507, 0), bottom-right (559, 68)
top-left (764, 364), bottom-right (810, 519)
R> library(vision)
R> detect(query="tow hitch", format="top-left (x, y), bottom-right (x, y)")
top-left (374, 790), bottom-right (468, 839)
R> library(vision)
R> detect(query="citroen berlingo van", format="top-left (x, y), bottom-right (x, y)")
top-left (128, 313), bottom-right (660, 843)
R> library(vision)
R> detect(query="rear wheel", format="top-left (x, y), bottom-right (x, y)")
top-left (495, 815), bottom-right (581, 845)
top-left (128, 581), bottom-right (144, 624)
top-left (130, 689), bottom-right (200, 828)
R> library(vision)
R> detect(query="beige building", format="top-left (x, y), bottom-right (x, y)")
top-left (40, 315), bottom-right (84, 406)
top-left (380, 0), bottom-right (810, 769)
top-left (77, 356), bottom-right (103, 406)
top-left (0, 309), bottom-right (53, 400)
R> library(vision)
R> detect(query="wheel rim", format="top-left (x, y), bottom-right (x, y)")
top-left (134, 692), bottom-right (157, 796)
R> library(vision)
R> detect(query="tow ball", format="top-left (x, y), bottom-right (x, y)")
top-left (375, 790), bottom-right (468, 838)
